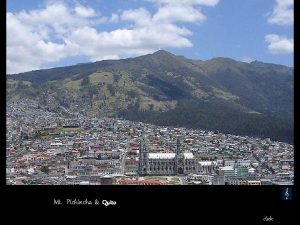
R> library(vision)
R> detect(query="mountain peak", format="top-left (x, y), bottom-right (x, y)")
top-left (152, 49), bottom-right (173, 56)
top-left (208, 57), bottom-right (237, 63)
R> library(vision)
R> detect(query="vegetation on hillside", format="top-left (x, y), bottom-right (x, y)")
top-left (6, 50), bottom-right (294, 143)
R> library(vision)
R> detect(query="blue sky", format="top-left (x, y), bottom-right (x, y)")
top-left (7, 0), bottom-right (293, 74)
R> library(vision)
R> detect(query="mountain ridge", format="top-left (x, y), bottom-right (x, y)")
top-left (7, 50), bottom-right (293, 76)
top-left (7, 50), bottom-right (294, 143)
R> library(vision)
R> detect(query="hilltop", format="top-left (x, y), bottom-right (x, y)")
top-left (7, 50), bottom-right (294, 143)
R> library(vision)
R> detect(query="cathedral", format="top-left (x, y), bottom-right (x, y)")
top-left (138, 136), bottom-right (199, 176)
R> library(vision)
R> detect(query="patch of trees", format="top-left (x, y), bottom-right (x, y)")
top-left (119, 99), bottom-right (293, 144)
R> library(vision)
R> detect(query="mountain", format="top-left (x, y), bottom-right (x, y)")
top-left (7, 50), bottom-right (294, 143)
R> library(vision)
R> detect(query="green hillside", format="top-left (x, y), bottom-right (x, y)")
top-left (7, 50), bottom-right (294, 143)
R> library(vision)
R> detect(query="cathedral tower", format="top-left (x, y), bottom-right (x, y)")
top-left (138, 131), bottom-right (149, 176)
top-left (175, 138), bottom-right (185, 175)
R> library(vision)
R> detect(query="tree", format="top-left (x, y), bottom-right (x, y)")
top-left (81, 76), bottom-right (90, 86)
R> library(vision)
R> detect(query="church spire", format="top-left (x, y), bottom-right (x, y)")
top-left (138, 127), bottom-right (149, 176)
top-left (176, 137), bottom-right (182, 154)
top-left (140, 127), bottom-right (148, 153)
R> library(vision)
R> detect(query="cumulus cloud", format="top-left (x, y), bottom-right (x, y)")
top-left (74, 5), bottom-right (96, 17)
top-left (7, 2), bottom-right (94, 74)
top-left (149, 0), bottom-right (219, 7)
top-left (121, 8), bottom-right (152, 26)
top-left (267, 0), bottom-right (293, 26)
top-left (7, 1), bottom-right (218, 74)
top-left (265, 1), bottom-right (293, 56)
top-left (153, 5), bottom-right (206, 23)
top-left (265, 34), bottom-right (293, 54)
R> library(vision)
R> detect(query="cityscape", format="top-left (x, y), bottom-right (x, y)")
top-left (6, 0), bottom-right (294, 186)
top-left (6, 99), bottom-right (294, 185)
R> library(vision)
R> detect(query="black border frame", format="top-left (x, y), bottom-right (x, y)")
top-left (2, 1), bottom-right (297, 222)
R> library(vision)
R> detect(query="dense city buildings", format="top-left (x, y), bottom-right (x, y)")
top-left (6, 99), bottom-right (294, 185)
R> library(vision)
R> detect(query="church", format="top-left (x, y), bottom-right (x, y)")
top-left (138, 136), bottom-right (199, 176)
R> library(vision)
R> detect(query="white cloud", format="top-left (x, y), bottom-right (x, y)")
top-left (109, 13), bottom-right (119, 23)
top-left (149, 0), bottom-right (219, 7)
top-left (265, 34), bottom-right (293, 54)
top-left (150, 0), bottom-right (217, 24)
top-left (153, 5), bottom-right (206, 23)
top-left (241, 57), bottom-right (253, 63)
top-left (7, 1), bottom-right (218, 74)
top-left (69, 23), bottom-right (192, 60)
top-left (265, 1), bottom-right (293, 57)
top-left (6, 3), bottom-right (93, 74)
top-left (75, 5), bottom-right (96, 17)
top-left (15, 2), bottom-right (95, 37)
top-left (121, 8), bottom-right (152, 26)
top-left (267, 0), bottom-right (293, 26)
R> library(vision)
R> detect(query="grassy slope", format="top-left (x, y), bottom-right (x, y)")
top-left (6, 51), bottom-right (293, 143)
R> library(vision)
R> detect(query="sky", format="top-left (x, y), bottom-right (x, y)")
top-left (7, 0), bottom-right (294, 74)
